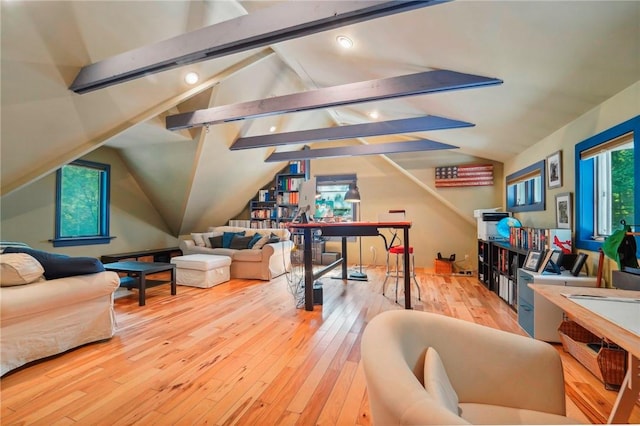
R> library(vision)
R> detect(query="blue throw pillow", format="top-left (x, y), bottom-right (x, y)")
top-left (222, 231), bottom-right (245, 248)
top-left (247, 233), bottom-right (263, 249)
top-left (2, 246), bottom-right (105, 280)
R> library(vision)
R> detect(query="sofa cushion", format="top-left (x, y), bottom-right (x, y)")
top-left (223, 231), bottom-right (245, 248)
top-left (209, 235), bottom-right (224, 248)
top-left (229, 235), bottom-right (253, 250)
top-left (248, 233), bottom-right (263, 249)
top-left (2, 247), bottom-right (105, 280)
top-left (232, 249), bottom-right (263, 262)
top-left (458, 403), bottom-right (580, 425)
top-left (266, 232), bottom-right (281, 243)
top-left (424, 347), bottom-right (459, 415)
top-left (191, 232), bottom-right (207, 247)
top-left (0, 253), bottom-right (45, 286)
top-left (251, 234), bottom-right (270, 250)
top-left (209, 226), bottom-right (291, 241)
top-left (171, 254), bottom-right (232, 271)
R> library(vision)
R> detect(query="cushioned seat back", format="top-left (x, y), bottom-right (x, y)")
top-left (209, 226), bottom-right (291, 241)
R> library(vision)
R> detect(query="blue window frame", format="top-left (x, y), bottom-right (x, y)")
top-left (575, 115), bottom-right (639, 252)
top-left (53, 160), bottom-right (112, 247)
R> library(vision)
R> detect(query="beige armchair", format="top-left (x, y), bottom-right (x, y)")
top-left (361, 310), bottom-right (582, 425)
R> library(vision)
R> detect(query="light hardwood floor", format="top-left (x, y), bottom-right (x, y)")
top-left (1, 265), bottom-right (638, 425)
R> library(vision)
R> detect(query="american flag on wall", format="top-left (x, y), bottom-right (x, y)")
top-left (435, 164), bottom-right (494, 188)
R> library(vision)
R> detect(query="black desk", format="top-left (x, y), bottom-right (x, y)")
top-left (288, 221), bottom-right (413, 311)
top-left (104, 261), bottom-right (176, 306)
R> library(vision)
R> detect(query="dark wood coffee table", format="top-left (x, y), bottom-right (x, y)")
top-left (104, 261), bottom-right (176, 306)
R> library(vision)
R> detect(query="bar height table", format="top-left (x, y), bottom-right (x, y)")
top-left (288, 221), bottom-right (413, 311)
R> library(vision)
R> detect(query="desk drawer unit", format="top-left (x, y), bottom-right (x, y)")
top-left (517, 269), bottom-right (597, 342)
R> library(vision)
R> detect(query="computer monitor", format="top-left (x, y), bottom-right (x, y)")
top-left (297, 177), bottom-right (317, 222)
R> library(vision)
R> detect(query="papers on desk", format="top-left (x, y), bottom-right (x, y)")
top-left (563, 293), bottom-right (640, 336)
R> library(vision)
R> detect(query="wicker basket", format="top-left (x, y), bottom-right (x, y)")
top-left (558, 320), bottom-right (627, 390)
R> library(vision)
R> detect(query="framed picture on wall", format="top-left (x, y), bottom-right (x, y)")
top-left (555, 192), bottom-right (572, 229)
top-left (546, 150), bottom-right (562, 188)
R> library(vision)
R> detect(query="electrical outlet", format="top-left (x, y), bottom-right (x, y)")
top-left (370, 246), bottom-right (375, 253)
top-left (464, 254), bottom-right (469, 260)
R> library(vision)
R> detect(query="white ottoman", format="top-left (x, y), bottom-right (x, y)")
top-left (171, 254), bottom-right (232, 288)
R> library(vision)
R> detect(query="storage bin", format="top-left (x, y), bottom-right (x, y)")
top-left (434, 259), bottom-right (453, 274)
top-left (558, 320), bottom-right (627, 390)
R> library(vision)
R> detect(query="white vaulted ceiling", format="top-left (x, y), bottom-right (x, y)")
top-left (1, 1), bottom-right (638, 235)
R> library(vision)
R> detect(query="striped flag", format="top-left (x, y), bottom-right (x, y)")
top-left (435, 164), bottom-right (494, 188)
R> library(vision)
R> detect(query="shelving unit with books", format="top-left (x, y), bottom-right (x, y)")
top-left (490, 241), bottom-right (527, 310)
top-left (249, 200), bottom-right (276, 229)
top-left (478, 227), bottom-right (571, 311)
top-left (477, 240), bottom-right (490, 288)
top-left (275, 160), bottom-right (308, 228)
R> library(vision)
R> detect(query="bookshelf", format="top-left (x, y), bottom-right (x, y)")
top-left (275, 160), bottom-right (308, 228)
top-left (246, 160), bottom-right (309, 229)
top-left (478, 226), bottom-right (572, 311)
top-left (249, 200), bottom-right (276, 229)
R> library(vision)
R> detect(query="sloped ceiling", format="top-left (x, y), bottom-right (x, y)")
top-left (1, 1), bottom-right (638, 235)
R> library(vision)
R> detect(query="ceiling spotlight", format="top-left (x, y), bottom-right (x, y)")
top-left (336, 35), bottom-right (353, 49)
top-left (184, 72), bottom-right (199, 85)
top-left (269, 126), bottom-right (277, 133)
top-left (368, 110), bottom-right (379, 120)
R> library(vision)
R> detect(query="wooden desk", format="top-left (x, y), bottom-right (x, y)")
top-left (288, 221), bottom-right (412, 311)
top-left (529, 284), bottom-right (640, 424)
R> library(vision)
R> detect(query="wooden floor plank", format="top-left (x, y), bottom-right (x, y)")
top-left (1, 266), bottom-right (638, 425)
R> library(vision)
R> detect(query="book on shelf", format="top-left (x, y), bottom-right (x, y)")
top-left (509, 227), bottom-right (572, 253)
top-left (277, 192), bottom-right (299, 205)
top-left (278, 176), bottom-right (304, 191)
top-left (289, 160), bottom-right (306, 174)
top-left (229, 219), bottom-right (251, 228)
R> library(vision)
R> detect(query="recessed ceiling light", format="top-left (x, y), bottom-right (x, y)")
top-left (336, 35), bottom-right (353, 49)
top-left (269, 126), bottom-right (277, 133)
top-left (184, 72), bottom-right (199, 85)
top-left (368, 110), bottom-right (379, 120)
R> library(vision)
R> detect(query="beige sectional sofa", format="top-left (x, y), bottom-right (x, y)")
top-left (179, 226), bottom-right (293, 281)
top-left (0, 250), bottom-right (119, 376)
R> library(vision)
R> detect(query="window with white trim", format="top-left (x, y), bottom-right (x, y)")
top-left (575, 116), bottom-right (639, 252)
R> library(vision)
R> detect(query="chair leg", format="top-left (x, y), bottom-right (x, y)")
top-left (394, 253), bottom-right (400, 303)
top-left (382, 250), bottom-right (391, 295)
top-left (411, 253), bottom-right (421, 301)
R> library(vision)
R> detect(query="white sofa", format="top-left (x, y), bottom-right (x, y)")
top-left (361, 310), bottom-right (581, 425)
top-left (0, 249), bottom-right (120, 376)
top-left (179, 226), bottom-right (293, 281)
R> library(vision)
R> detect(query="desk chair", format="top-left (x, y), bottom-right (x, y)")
top-left (378, 211), bottom-right (421, 303)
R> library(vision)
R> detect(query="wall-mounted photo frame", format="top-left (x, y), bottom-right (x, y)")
top-left (546, 150), bottom-right (562, 188)
top-left (523, 249), bottom-right (544, 271)
top-left (555, 192), bottom-right (572, 229)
